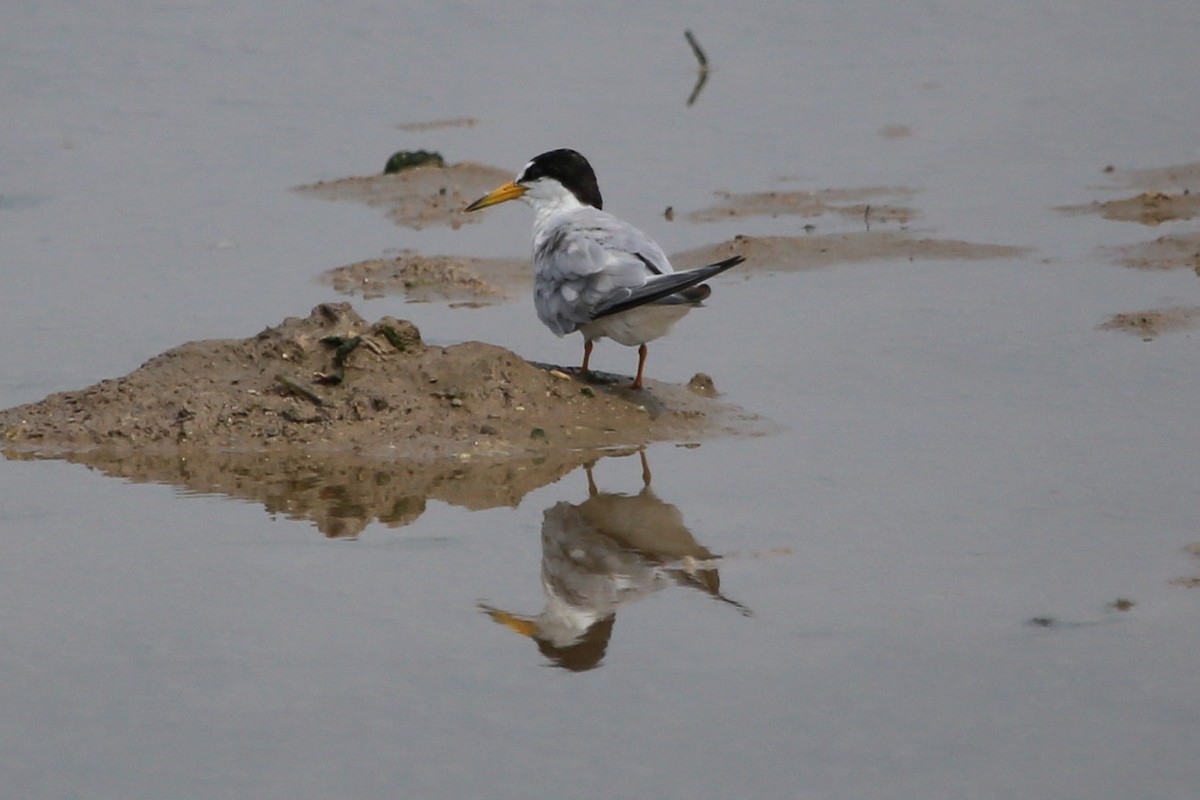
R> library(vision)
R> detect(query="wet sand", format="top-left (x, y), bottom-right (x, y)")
top-left (1099, 306), bottom-right (1200, 339)
top-left (320, 251), bottom-right (526, 304)
top-left (294, 161), bottom-right (512, 230)
top-left (1067, 163), bottom-right (1200, 336)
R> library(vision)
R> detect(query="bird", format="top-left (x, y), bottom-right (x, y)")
top-left (464, 149), bottom-right (744, 390)
top-left (479, 451), bottom-right (748, 671)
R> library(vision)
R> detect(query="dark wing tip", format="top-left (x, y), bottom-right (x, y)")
top-left (710, 254), bottom-right (745, 270)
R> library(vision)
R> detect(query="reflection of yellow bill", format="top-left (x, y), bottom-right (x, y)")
top-left (479, 604), bottom-right (538, 638)
top-left (464, 180), bottom-right (527, 212)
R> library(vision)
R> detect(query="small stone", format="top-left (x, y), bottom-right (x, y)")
top-left (687, 373), bottom-right (717, 397)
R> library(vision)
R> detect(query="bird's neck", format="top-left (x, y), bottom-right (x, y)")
top-left (529, 193), bottom-right (590, 248)
top-left (529, 191), bottom-right (587, 223)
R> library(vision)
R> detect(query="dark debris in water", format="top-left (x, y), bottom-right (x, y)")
top-left (1025, 597), bottom-right (1137, 630)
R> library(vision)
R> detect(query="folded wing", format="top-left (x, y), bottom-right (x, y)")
top-left (591, 255), bottom-right (745, 319)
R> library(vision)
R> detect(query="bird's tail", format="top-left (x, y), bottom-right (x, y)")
top-left (592, 255), bottom-right (745, 319)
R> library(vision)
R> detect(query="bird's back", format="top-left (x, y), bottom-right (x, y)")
top-left (532, 206), bottom-right (673, 336)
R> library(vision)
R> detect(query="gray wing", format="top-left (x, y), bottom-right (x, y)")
top-left (534, 208), bottom-right (674, 335)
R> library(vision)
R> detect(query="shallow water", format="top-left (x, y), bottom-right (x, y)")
top-left (4, 1), bottom-right (1200, 798)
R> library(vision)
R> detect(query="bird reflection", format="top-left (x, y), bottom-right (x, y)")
top-left (480, 450), bottom-right (749, 671)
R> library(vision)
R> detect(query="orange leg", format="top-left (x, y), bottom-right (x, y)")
top-left (580, 339), bottom-right (594, 375)
top-left (630, 344), bottom-right (648, 390)
top-left (585, 463), bottom-right (599, 498)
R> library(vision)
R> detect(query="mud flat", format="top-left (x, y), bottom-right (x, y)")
top-left (687, 186), bottom-right (916, 225)
top-left (1099, 307), bottom-right (1200, 339)
top-left (320, 250), bottom-right (526, 304)
top-left (295, 160), bottom-right (512, 230)
top-left (673, 232), bottom-right (1027, 272)
top-left (1065, 163), bottom-right (1200, 336)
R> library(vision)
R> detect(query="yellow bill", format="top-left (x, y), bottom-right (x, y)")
top-left (464, 180), bottom-right (526, 212)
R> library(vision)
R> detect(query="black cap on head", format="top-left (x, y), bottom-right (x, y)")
top-left (517, 149), bottom-right (604, 209)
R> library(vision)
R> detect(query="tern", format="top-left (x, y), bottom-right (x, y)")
top-left (465, 149), bottom-right (744, 390)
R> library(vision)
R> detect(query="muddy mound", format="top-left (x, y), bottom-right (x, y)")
top-left (1, 303), bottom-right (761, 461)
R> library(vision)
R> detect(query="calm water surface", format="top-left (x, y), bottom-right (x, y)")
top-left (3, 1), bottom-right (1199, 798)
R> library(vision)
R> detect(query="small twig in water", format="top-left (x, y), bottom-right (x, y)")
top-left (685, 30), bottom-right (708, 69)
top-left (684, 30), bottom-right (710, 107)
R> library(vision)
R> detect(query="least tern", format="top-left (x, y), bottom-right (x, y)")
top-left (465, 149), bottom-right (744, 390)
top-left (480, 452), bottom-right (746, 671)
